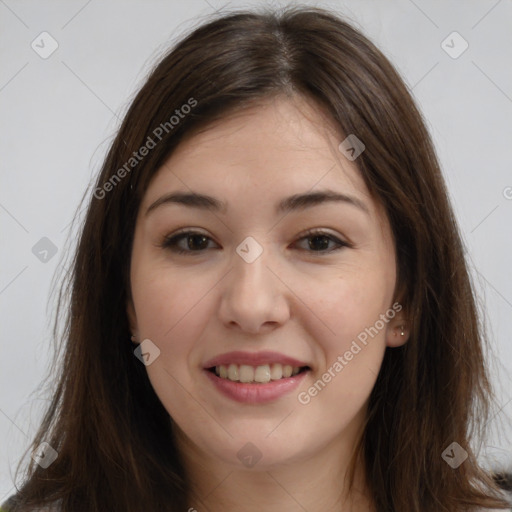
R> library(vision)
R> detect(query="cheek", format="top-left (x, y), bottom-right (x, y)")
top-left (130, 266), bottom-right (215, 420)
top-left (294, 271), bottom-right (389, 424)
top-left (131, 258), bottom-right (210, 335)
top-left (130, 260), bottom-right (225, 385)
top-left (293, 261), bottom-right (394, 355)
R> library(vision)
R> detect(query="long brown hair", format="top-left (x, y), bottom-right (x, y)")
top-left (5, 5), bottom-right (511, 511)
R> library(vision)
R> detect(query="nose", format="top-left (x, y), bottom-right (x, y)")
top-left (218, 244), bottom-right (290, 334)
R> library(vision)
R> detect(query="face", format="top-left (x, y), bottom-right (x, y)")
top-left (127, 94), bottom-right (407, 471)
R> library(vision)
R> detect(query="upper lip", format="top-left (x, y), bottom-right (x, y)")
top-left (203, 351), bottom-right (310, 369)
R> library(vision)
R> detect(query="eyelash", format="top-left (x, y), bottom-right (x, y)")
top-left (159, 228), bottom-right (351, 256)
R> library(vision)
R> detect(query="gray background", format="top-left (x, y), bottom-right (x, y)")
top-left (1, 0), bottom-right (511, 501)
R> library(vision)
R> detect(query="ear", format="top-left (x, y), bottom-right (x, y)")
top-left (384, 310), bottom-right (410, 348)
top-left (126, 298), bottom-right (139, 344)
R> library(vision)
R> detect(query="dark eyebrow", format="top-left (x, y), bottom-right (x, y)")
top-left (145, 189), bottom-right (370, 217)
top-left (276, 190), bottom-right (369, 216)
top-left (145, 192), bottom-right (228, 216)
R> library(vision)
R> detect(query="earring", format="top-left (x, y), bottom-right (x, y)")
top-left (400, 325), bottom-right (405, 336)
top-left (130, 334), bottom-right (137, 343)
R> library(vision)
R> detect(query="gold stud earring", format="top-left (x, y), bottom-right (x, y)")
top-left (395, 325), bottom-right (405, 337)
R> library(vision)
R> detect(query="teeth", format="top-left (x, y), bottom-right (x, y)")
top-left (227, 364), bottom-right (239, 381)
top-left (270, 363), bottom-right (282, 380)
top-left (239, 365), bottom-right (254, 382)
top-left (254, 365), bottom-right (271, 383)
top-left (213, 363), bottom-right (304, 383)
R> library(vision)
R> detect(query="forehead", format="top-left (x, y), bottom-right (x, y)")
top-left (142, 94), bottom-right (384, 225)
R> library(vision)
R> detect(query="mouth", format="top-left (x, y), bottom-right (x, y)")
top-left (203, 364), bottom-right (311, 404)
top-left (202, 350), bottom-right (312, 403)
top-left (206, 363), bottom-right (311, 384)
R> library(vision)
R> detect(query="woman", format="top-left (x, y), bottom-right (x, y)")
top-left (3, 5), bottom-right (511, 511)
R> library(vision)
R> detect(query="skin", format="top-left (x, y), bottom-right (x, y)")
top-left (127, 94), bottom-right (409, 512)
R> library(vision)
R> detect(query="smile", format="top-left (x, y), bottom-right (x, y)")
top-left (204, 367), bottom-right (311, 404)
top-left (208, 363), bottom-right (308, 383)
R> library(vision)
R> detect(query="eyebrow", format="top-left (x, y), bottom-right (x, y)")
top-left (145, 189), bottom-right (370, 217)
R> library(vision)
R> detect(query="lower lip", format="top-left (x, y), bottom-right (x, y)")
top-left (204, 369), bottom-right (309, 404)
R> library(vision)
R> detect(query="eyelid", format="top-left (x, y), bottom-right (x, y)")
top-left (293, 228), bottom-right (352, 252)
top-left (159, 228), bottom-right (351, 255)
top-left (296, 227), bottom-right (350, 244)
top-left (158, 229), bottom-right (219, 255)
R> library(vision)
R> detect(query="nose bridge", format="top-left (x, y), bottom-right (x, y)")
top-left (231, 235), bottom-right (272, 298)
top-left (219, 235), bottom-right (289, 331)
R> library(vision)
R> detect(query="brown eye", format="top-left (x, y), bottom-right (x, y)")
top-left (294, 229), bottom-right (350, 254)
top-left (160, 228), bottom-right (349, 256)
top-left (307, 234), bottom-right (331, 251)
top-left (161, 231), bottom-right (217, 255)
